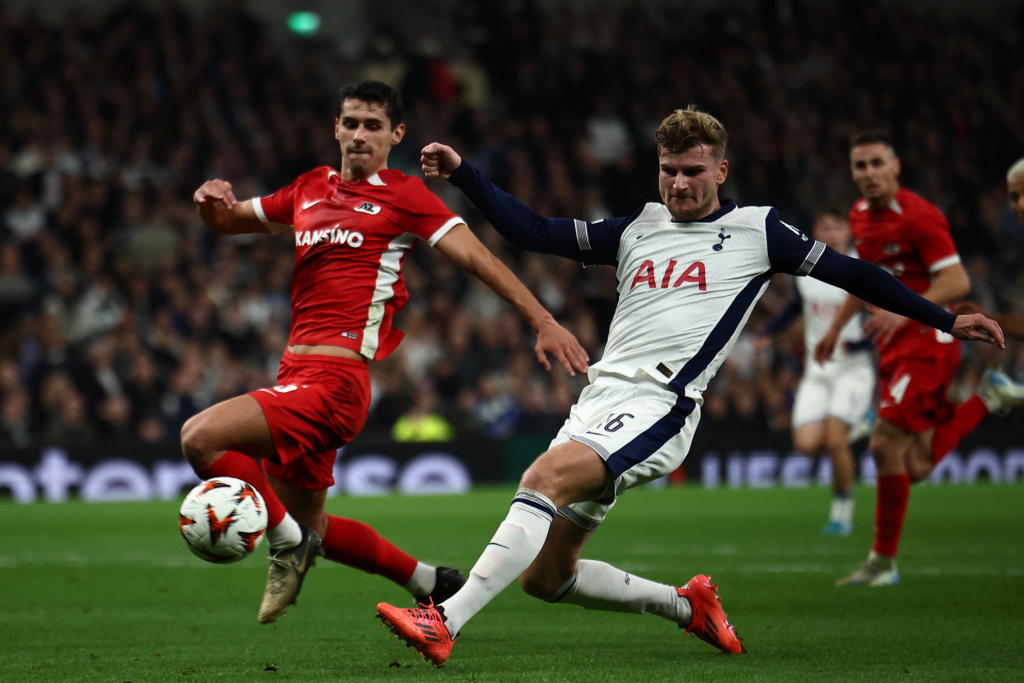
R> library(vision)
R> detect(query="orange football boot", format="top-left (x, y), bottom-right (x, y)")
top-left (677, 574), bottom-right (745, 653)
top-left (376, 599), bottom-right (454, 666)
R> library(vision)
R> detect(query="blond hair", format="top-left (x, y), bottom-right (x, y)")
top-left (655, 106), bottom-right (729, 159)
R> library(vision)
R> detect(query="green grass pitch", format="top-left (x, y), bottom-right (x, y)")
top-left (1, 484), bottom-right (1022, 682)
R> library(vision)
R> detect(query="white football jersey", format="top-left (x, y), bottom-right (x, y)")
top-left (795, 266), bottom-right (867, 365)
top-left (573, 201), bottom-right (825, 402)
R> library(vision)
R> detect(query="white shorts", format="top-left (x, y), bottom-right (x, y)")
top-left (792, 356), bottom-right (875, 429)
top-left (548, 374), bottom-right (700, 530)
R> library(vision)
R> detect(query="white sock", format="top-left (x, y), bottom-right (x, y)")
top-left (405, 562), bottom-right (437, 597)
top-left (266, 513), bottom-right (303, 550)
top-left (547, 559), bottom-right (692, 625)
top-left (829, 494), bottom-right (854, 525)
top-left (439, 488), bottom-right (556, 637)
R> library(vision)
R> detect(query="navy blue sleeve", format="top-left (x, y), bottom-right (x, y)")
top-left (765, 209), bottom-right (826, 276)
top-left (448, 158), bottom-right (638, 265)
top-left (810, 247), bottom-right (956, 333)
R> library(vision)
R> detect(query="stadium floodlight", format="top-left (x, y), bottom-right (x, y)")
top-left (287, 11), bottom-right (322, 36)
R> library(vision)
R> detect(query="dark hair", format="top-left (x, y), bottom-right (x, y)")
top-left (814, 206), bottom-right (848, 223)
top-left (849, 130), bottom-right (895, 152)
top-left (337, 81), bottom-right (404, 128)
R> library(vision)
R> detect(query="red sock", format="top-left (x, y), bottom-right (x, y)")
top-left (931, 395), bottom-right (988, 464)
top-left (323, 515), bottom-right (417, 586)
top-left (197, 451), bottom-right (287, 529)
top-left (872, 473), bottom-right (910, 558)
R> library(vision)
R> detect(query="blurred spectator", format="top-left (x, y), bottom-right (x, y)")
top-left (3, 187), bottom-right (45, 242)
top-left (473, 372), bottom-right (520, 439)
top-left (0, 242), bottom-right (36, 317)
top-left (42, 390), bottom-right (97, 447)
top-left (0, 389), bottom-right (33, 447)
top-left (392, 388), bottom-right (454, 442)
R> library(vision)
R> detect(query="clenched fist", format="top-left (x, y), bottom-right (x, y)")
top-left (421, 143), bottom-right (463, 180)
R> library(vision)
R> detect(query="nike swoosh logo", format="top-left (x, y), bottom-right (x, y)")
top-left (293, 549), bottom-right (310, 573)
top-left (302, 199), bottom-right (322, 210)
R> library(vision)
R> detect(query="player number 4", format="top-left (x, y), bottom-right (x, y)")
top-left (889, 374), bottom-right (911, 405)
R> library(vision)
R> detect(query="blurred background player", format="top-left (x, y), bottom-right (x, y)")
top-left (1009, 158), bottom-right (1024, 227)
top-left (186, 81), bottom-right (589, 624)
top-left (758, 209), bottom-right (874, 536)
top-left (817, 133), bottom-right (1024, 587)
top-left (948, 158), bottom-right (1024, 342)
top-left (374, 109), bottom-right (1005, 666)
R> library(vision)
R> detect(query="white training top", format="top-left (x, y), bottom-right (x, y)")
top-left (795, 263), bottom-right (868, 365)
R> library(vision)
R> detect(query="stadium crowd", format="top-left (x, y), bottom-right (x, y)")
top-left (0, 0), bottom-right (1022, 449)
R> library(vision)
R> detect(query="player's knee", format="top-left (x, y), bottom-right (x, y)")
top-left (869, 434), bottom-right (904, 475)
top-left (907, 463), bottom-right (931, 484)
top-left (906, 451), bottom-right (933, 484)
top-left (868, 431), bottom-right (891, 462)
top-left (180, 415), bottom-right (217, 470)
top-left (519, 455), bottom-right (562, 499)
top-left (793, 433), bottom-right (820, 455)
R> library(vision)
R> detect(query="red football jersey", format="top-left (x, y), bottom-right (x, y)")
top-left (253, 167), bottom-right (464, 360)
top-left (849, 187), bottom-right (961, 358)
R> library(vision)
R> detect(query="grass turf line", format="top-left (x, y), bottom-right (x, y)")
top-left (0, 484), bottom-right (1021, 682)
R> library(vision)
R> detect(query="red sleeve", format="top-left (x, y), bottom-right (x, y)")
top-left (909, 203), bottom-right (960, 273)
top-left (252, 177), bottom-right (301, 229)
top-left (396, 178), bottom-right (465, 247)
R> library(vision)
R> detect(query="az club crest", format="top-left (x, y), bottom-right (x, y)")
top-left (354, 202), bottom-right (381, 215)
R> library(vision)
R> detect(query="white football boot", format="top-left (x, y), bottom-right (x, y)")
top-left (836, 550), bottom-right (899, 587)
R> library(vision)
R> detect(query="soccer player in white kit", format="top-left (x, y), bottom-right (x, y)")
top-left (374, 107), bottom-right (1006, 666)
top-left (759, 209), bottom-right (875, 536)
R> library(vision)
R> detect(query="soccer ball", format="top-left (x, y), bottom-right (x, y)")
top-left (179, 477), bottom-right (268, 563)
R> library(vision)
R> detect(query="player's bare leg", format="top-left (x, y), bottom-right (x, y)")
top-left (821, 418), bottom-right (856, 535)
top-left (180, 396), bottom-right (315, 623)
top-left (267, 473), bottom-right (464, 606)
top-left (792, 422), bottom-right (825, 459)
top-left (517, 515), bottom-right (592, 599)
top-left (795, 420), bottom-right (854, 536)
top-left (837, 418), bottom-right (914, 586)
top-left (904, 430), bottom-right (936, 484)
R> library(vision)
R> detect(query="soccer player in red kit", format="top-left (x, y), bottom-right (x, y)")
top-left (184, 81), bottom-right (590, 623)
top-left (816, 132), bottom-right (1024, 586)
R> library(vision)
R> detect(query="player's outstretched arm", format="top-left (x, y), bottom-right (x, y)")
top-left (424, 144), bottom-right (624, 265)
top-left (435, 224), bottom-right (589, 377)
top-left (193, 180), bottom-right (270, 235)
top-left (810, 248), bottom-right (1004, 349)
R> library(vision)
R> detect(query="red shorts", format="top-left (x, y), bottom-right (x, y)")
top-left (877, 338), bottom-right (960, 434)
top-left (250, 351), bottom-right (371, 490)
